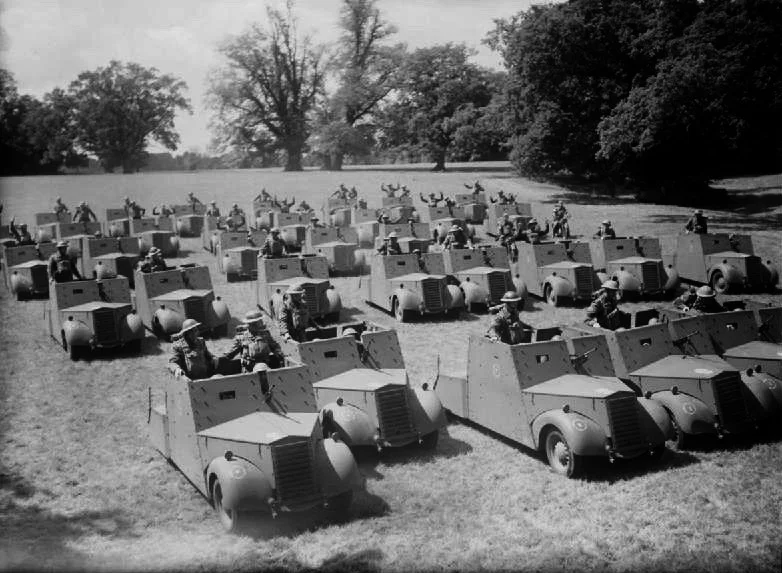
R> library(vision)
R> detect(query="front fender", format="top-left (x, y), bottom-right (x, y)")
top-left (531, 410), bottom-right (607, 457)
top-left (63, 318), bottom-right (93, 347)
top-left (663, 265), bottom-right (680, 293)
top-left (394, 288), bottom-right (421, 312)
top-left (37, 228), bottom-right (54, 243)
top-left (740, 370), bottom-right (782, 420)
top-left (637, 397), bottom-right (674, 443)
top-left (154, 306), bottom-right (184, 335)
top-left (614, 269), bottom-right (641, 294)
top-left (314, 437), bottom-right (364, 496)
top-left (210, 298), bottom-right (231, 326)
top-left (512, 275), bottom-right (528, 302)
top-left (460, 279), bottom-right (488, 307)
top-left (649, 390), bottom-right (717, 437)
top-left (710, 263), bottom-right (743, 290)
top-left (353, 250), bottom-right (367, 272)
top-left (121, 311), bottom-right (144, 341)
top-left (167, 235), bottom-right (180, 257)
top-left (94, 261), bottom-right (116, 280)
top-left (325, 287), bottom-right (342, 314)
top-left (320, 402), bottom-right (376, 447)
top-left (545, 275), bottom-right (575, 301)
top-left (222, 254), bottom-right (237, 275)
top-left (206, 456), bottom-right (272, 512)
top-left (446, 283), bottom-right (465, 310)
top-left (9, 272), bottom-right (32, 295)
top-left (409, 386), bottom-right (447, 435)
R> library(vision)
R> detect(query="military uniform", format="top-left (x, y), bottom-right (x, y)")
top-left (127, 203), bottom-right (145, 219)
top-left (279, 300), bottom-right (313, 342)
top-left (691, 296), bottom-right (725, 314)
top-left (222, 327), bottom-right (283, 371)
top-left (169, 335), bottom-right (215, 380)
top-left (586, 292), bottom-right (619, 328)
top-left (684, 214), bottom-right (707, 234)
top-left (206, 205), bottom-right (221, 217)
top-left (73, 205), bottom-right (97, 223)
top-left (261, 235), bottom-right (287, 258)
top-left (442, 228), bottom-right (469, 250)
top-left (137, 257), bottom-right (167, 273)
top-left (9, 221), bottom-right (35, 246)
top-left (377, 241), bottom-right (402, 255)
top-left (595, 225), bottom-right (616, 238)
top-left (48, 250), bottom-right (82, 282)
top-left (674, 290), bottom-right (698, 309)
top-left (489, 306), bottom-right (527, 344)
top-left (54, 201), bottom-right (69, 217)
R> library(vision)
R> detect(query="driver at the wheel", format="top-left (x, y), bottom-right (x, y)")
top-left (488, 291), bottom-right (527, 344)
top-left (585, 280), bottom-right (623, 329)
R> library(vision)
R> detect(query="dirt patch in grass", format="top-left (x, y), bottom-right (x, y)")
top-left (1, 164), bottom-right (781, 571)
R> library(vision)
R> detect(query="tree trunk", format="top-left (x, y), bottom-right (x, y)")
top-left (431, 149), bottom-right (447, 172)
top-left (284, 147), bottom-right (303, 171)
top-left (329, 152), bottom-right (344, 171)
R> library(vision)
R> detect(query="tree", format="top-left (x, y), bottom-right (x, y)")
top-left (208, 2), bottom-right (326, 172)
top-left (313, 0), bottom-right (405, 170)
top-left (68, 60), bottom-right (191, 173)
top-left (379, 44), bottom-right (497, 171)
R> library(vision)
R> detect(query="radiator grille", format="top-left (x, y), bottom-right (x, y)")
top-left (301, 282), bottom-right (325, 315)
top-left (184, 297), bottom-right (207, 324)
top-left (641, 261), bottom-right (662, 292)
top-left (487, 271), bottom-right (509, 304)
top-left (30, 264), bottom-right (48, 290)
top-left (712, 372), bottom-right (749, 427)
top-left (574, 267), bottom-right (594, 297)
top-left (93, 308), bottom-right (118, 344)
top-left (606, 395), bottom-right (644, 453)
top-left (422, 278), bottom-right (443, 309)
top-left (376, 387), bottom-right (416, 445)
top-left (271, 440), bottom-right (320, 507)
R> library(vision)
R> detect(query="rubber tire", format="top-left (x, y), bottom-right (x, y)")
top-left (419, 431), bottom-right (439, 450)
top-left (68, 343), bottom-right (82, 362)
top-left (711, 270), bottom-right (729, 294)
top-left (666, 409), bottom-right (690, 450)
top-left (544, 284), bottom-right (559, 307)
top-left (61, 330), bottom-right (68, 352)
top-left (325, 491), bottom-right (353, 513)
top-left (544, 428), bottom-right (582, 478)
top-left (212, 479), bottom-right (240, 532)
top-left (393, 298), bottom-right (409, 322)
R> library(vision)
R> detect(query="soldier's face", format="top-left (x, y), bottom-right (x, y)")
top-left (247, 321), bottom-right (262, 334)
top-left (184, 330), bottom-right (197, 344)
top-left (505, 301), bottom-right (517, 311)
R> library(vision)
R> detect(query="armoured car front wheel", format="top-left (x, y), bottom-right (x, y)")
top-left (393, 298), bottom-right (409, 322)
top-left (666, 410), bottom-right (690, 450)
top-left (544, 285), bottom-right (559, 307)
top-left (711, 270), bottom-right (728, 294)
top-left (544, 428), bottom-right (582, 477)
top-left (212, 479), bottom-right (240, 532)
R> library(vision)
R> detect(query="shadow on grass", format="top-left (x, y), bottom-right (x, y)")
top-left (343, 163), bottom-right (515, 175)
top-left (235, 490), bottom-right (389, 541)
top-left (276, 548), bottom-right (385, 572)
top-left (62, 333), bottom-right (164, 362)
top-left (0, 471), bottom-right (137, 570)
top-left (647, 212), bottom-right (782, 232)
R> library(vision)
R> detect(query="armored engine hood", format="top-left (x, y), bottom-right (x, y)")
top-left (198, 411), bottom-right (318, 445)
top-left (12, 260), bottom-right (47, 269)
top-left (526, 374), bottom-right (634, 399)
top-left (723, 341), bottom-right (782, 362)
top-left (62, 301), bottom-right (130, 312)
top-left (390, 272), bottom-right (447, 282)
top-left (632, 354), bottom-right (736, 379)
top-left (542, 261), bottom-right (592, 271)
top-left (313, 368), bottom-right (408, 391)
top-left (152, 288), bottom-right (212, 302)
top-left (612, 255), bottom-right (660, 264)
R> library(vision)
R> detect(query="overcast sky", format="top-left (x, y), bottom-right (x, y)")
top-left (1, 0), bottom-right (535, 152)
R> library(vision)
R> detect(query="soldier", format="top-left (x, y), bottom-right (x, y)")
top-left (527, 218), bottom-right (549, 242)
top-left (221, 310), bottom-right (285, 372)
top-left (595, 220), bottom-right (616, 239)
top-left (261, 228), bottom-right (287, 258)
top-left (684, 209), bottom-right (708, 234)
top-left (168, 319), bottom-right (217, 380)
top-left (153, 203), bottom-right (174, 217)
top-left (279, 197), bottom-right (296, 213)
top-left (585, 280), bottom-right (624, 329)
top-left (255, 188), bottom-right (272, 202)
top-left (278, 285), bottom-right (319, 343)
top-left (331, 186), bottom-right (347, 200)
top-left (381, 184), bottom-right (396, 198)
top-left (127, 200), bottom-right (145, 219)
top-left (137, 247), bottom-right (168, 273)
top-left (296, 200), bottom-right (312, 212)
top-left (308, 217), bottom-right (325, 229)
top-left (73, 201), bottom-right (97, 223)
top-left (53, 196), bottom-right (70, 217)
top-left (356, 197), bottom-right (368, 210)
top-left (552, 201), bottom-right (569, 238)
top-left (489, 190), bottom-right (506, 204)
top-left (682, 286), bottom-right (725, 314)
top-left (378, 213), bottom-right (391, 224)
top-left (398, 185), bottom-right (411, 199)
top-left (419, 191), bottom-right (444, 206)
top-left (48, 240), bottom-right (82, 282)
top-left (377, 231), bottom-right (402, 255)
top-left (488, 291), bottom-right (527, 344)
top-left (9, 218), bottom-right (35, 246)
top-left (226, 203), bottom-right (246, 231)
top-left (442, 224), bottom-right (471, 250)
top-left (206, 201), bottom-right (221, 218)
top-left (187, 192), bottom-right (203, 212)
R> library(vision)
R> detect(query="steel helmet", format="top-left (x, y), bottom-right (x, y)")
top-left (56, 196), bottom-right (62, 201)
top-left (449, 225), bottom-right (460, 233)
top-left (342, 327), bottom-right (358, 337)
top-left (387, 231), bottom-right (399, 239)
top-left (56, 240), bottom-right (68, 248)
top-left (501, 290), bottom-right (522, 302)
top-left (602, 220), bottom-right (611, 226)
top-left (80, 201), bottom-right (87, 207)
top-left (148, 247), bottom-right (161, 255)
top-left (19, 223), bottom-right (28, 229)
top-left (602, 280), bottom-right (619, 290)
top-left (695, 209), bottom-right (703, 215)
top-left (252, 362), bottom-right (270, 373)
top-left (179, 319), bottom-right (201, 335)
top-left (243, 310), bottom-right (264, 324)
top-left (271, 227), bottom-right (280, 235)
top-left (232, 203), bottom-right (238, 208)
top-left (287, 285), bottom-right (305, 296)
top-left (696, 285), bottom-right (716, 298)
top-left (210, 200), bottom-right (216, 205)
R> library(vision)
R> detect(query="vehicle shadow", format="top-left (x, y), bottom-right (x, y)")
top-left (71, 333), bottom-right (164, 362)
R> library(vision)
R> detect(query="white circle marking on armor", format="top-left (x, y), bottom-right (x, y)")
top-left (766, 379), bottom-right (777, 390)
top-left (231, 466), bottom-right (247, 480)
top-left (682, 403), bottom-right (697, 415)
top-left (573, 419), bottom-right (588, 432)
top-left (693, 368), bottom-right (713, 375)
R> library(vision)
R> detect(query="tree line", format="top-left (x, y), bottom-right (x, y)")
top-left (2, 0), bottom-right (780, 198)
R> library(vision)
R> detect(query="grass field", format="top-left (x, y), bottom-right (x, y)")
top-left (1, 164), bottom-right (781, 572)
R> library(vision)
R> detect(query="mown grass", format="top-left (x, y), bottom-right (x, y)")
top-left (1, 164), bottom-right (781, 572)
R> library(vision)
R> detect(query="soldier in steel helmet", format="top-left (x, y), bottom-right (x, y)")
top-left (261, 227), bottom-right (287, 258)
top-left (442, 224), bottom-right (471, 250)
top-left (127, 200), bottom-right (146, 219)
top-left (187, 192), bottom-right (204, 212)
top-left (168, 319), bottom-right (217, 380)
top-left (206, 200), bottom-right (221, 218)
top-left (377, 231), bottom-right (402, 255)
top-left (137, 247), bottom-right (168, 273)
top-left (153, 203), bottom-right (174, 217)
top-left (488, 290), bottom-right (528, 344)
top-left (586, 279), bottom-right (624, 329)
top-left (221, 310), bottom-right (285, 372)
top-left (53, 196), bottom-right (70, 218)
top-left (48, 240), bottom-right (82, 282)
top-left (73, 201), bottom-right (97, 223)
top-left (278, 285), bottom-right (320, 342)
top-left (594, 219), bottom-right (616, 239)
top-left (9, 218), bottom-right (36, 246)
top-left (683, 285), bottom-right (725, 314)
top-left (684, 209), bottom-right (708, 234)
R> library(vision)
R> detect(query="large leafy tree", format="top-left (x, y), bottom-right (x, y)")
top-left (313, 0), bottom-right (405, 170)
top-left (379, 44), bottom-right (497, 171)
top-left (68, 60), bottom-right (191, 173)
top-left (208, 2), bottom-right (326, 171)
